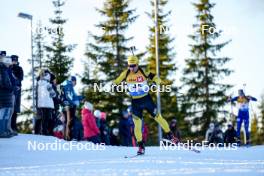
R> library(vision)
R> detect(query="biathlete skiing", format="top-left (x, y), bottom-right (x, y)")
top-left (228, 89), bottom-right (257, 146)
top-left (113, 55), bottom-right (178, 155)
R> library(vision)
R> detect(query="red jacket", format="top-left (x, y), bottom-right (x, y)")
top-left (81, 108), bottom-right (100, 139)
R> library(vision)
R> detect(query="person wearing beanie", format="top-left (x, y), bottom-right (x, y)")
top-left (113, 55), bottom-right (178, 155)
top-left (0, 52), bottom-right (14, 138)
top-left (119, 110), bottom-right (132, 146)
top-left (81, 102), bottom-right (100, 143)
top-left (36, 69), bottom-right (56, 135)
top-left (9, 55), bottom-right (24, 132)
top-left (60, 76), bottom-right (83, 141)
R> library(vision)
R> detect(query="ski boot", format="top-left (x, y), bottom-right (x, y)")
top-left (137, 141), bottom-right (145, 155)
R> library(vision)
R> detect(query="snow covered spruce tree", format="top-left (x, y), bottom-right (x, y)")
top-left (45, 0), bottom-right (75, 84)
top-left (82, 0), bottom-right (138, 120)
top-left (181, 0), bottom-right (233, 135)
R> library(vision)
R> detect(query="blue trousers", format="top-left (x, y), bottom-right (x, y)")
top-left (236, 110), bottom-right (250, 141)
top-left (0, 108), bottom-right (12, 134)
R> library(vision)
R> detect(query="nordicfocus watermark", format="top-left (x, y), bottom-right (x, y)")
top-left (27, 140), bottom-right (105, 151)
top-left (160, 140), bottom-right (238, 151)
top-left (92, 83), bottom-right (172, 93)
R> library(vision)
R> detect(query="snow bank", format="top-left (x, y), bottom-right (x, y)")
top-left (0, 134), bottom-right (264, 176)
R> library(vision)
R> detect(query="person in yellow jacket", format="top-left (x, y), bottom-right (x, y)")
top-left (114, 55), bottom-right (178, 155)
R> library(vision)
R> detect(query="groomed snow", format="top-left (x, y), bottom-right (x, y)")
top-left (0, 134), bottom-right (264, 176)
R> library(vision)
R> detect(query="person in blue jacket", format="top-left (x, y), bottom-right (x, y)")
top-left (229, 89), bottom-right (257, 145)
top-left (60, 76), bottom-right (83, 141)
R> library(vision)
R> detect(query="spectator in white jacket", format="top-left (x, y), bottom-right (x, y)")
top-left (36, 69), bottom-right (56, 136)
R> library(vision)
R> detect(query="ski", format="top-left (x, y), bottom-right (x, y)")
top-left (124, 153), bottom-right (144, 158)
top-left (161, 139), bottom-right (201, 153)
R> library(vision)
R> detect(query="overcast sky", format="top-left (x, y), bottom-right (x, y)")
top-left (0, 0), bottom-right (263, 116)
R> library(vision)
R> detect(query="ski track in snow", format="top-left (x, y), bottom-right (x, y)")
top-left (0, 134), bottom-right (264, 176)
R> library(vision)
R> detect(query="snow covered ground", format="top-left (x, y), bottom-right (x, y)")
top-left (0, 134), bottom-right (264, 176)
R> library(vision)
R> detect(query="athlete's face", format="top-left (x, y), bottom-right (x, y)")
top-left (128, 64), bottom-right (138, 72)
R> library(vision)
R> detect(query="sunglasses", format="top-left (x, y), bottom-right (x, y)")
top-left (128, 64), bottom-right (137, 68)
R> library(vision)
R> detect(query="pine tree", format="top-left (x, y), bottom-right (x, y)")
top-left (257, 93), bottom-right (264, 144)
top-left (144, 0), bottom-right (184, 142)
top-left (45, 0), bottom-right (75, 84)
top-left (82, 0), bottom-right (138, 121)
top-left (181, 0), bottom-right (233, 136)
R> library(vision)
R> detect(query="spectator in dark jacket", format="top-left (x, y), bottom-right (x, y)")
top-left (60, 76), bottom-right (83, 141)
top-left (208, 123), bottom-right (224, 145)
top-left (95, 111), bottom-right (110, 145)
top-left (9, 55), bottom-right (23, 132)
top-left (169, 119), bottom-right (181, 142)
top-left (110, 128), bottom-right (120, 146)
top-left (0, 51), bottom-right (14, 138)
top-left (224, 124), bottom-right (237, 144)
top-left (119, 110), bottom-right (132, 146)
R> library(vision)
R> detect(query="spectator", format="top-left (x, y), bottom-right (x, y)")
top-left (119, 110), bottom-right (132, 146)
top-left (81, 101), bottom-right (100, 143)
top-left (72, 117), bottom-right (83, 141)
top-left (110, 128), bottom-right (120, 146)
top-left (5, 55), bottom-right (18, 136)
top-left (36, 69), bottom-right (56, 135)
top-left (60, 76), bottom-right (82, 141)
top-left (95, 110), bottom-right (110, 145)
top-left (50, 73), bottom-right (61, 115)
top-left (0, 51), bottom-right (14, 138)
top-left (205, 122), bottom-right (215, 143)
top-left (94, 109), bottom-right (101, 129)
top-left (169, 119), bottom-right (181, 142)
top-left (53, 110), bottom-right (65, 139)
top-left (208, 123), bottom-right (224, 145)
top-left (9, 55), bottom-right (23, 133)
top-left (224, 124), bottom-right (237, 144)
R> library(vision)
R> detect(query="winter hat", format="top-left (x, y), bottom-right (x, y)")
top-left (94, 110), bottom-right (101, 118)
top-left (238, 89), bottom-right (245, 96)
top-left (127, 55), bottom-right (139, 65)
top-left (10, 55), bottom-right (18, 62)
top-left (101, 112), bottom-right (107, 120)
top-left (84, 101), bottom-right (93, 111)
top-left (71, 76), bottom-right (77, 82)
top-left (227, 124), bottom-right (233, 128)
top-left (171, 119), bottom-right (177, 124)
top-left (0, 51), bottom-right (6, 57)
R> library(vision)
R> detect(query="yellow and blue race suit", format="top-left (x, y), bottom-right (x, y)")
top-left (114, 67), bottom-right (170, 142)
